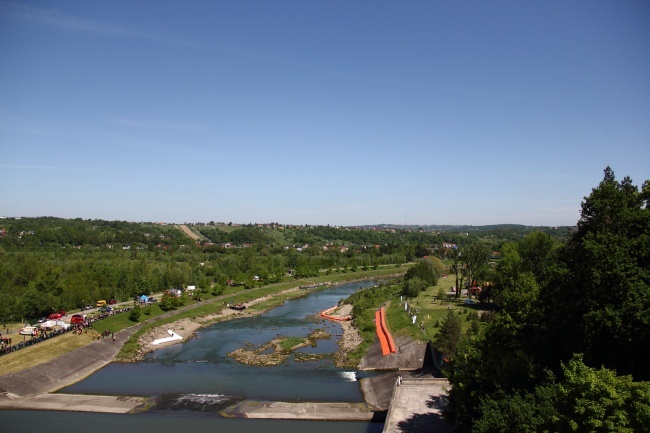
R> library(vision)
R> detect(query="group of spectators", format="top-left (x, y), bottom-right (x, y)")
top-left (0, 305), bottom-right (134, 357)
top-left (0, 326), bottom-right (72, 356)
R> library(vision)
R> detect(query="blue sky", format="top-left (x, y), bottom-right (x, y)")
top-left (1, 1), bottom-right (648, 226)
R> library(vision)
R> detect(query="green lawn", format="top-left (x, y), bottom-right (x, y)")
top-left (386, 275), bottom-right (488, 342)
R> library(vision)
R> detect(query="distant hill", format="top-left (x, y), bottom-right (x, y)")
top-left (0, 217), bottom-right (572, 251)
top-left (355, 223), bottom-right (572, 232)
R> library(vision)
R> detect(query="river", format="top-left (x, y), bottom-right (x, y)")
top-left (4, 280), bottom-right (384, 433)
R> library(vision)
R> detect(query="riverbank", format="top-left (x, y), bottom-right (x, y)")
top-left (130, 287), bottom-right (306, 361)
top-left (129, 284), bottom-right (371, 365)
top-left (128, 289), bottom-right (363, 365)
top-left (0, 274), bottom-right (406, 417)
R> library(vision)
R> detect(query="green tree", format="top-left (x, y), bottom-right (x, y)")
top-left (159, 292), bottom-right (177, 311)
top-left (449, 248), bottom-right (464, 298)
top-left (403, 276), bottom-right (426, 298)
top-left (462, 242), bottom-right (491, 299)
top-left (434, 310), bottom-right (462, 359)
top-left (404, 257), bottom-right (443, 286)
top-left (517, 231), bottom-right (559, 284)
top-left (555, 355), bottom-right (638, 433)
top-left (447, 168), bottom-right (650, 431)
top-left (542, 167), bottom-right (650, 379)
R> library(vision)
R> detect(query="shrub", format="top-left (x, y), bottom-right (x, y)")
top-left (128, 307), bottom-right (141, 322)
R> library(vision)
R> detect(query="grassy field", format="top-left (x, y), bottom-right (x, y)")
top-left (341, 272), bottom-right (488, 366)
top-left (386, 275), bottom-right (487, 343)
top-left (0, 330), bottom-right (97, 376)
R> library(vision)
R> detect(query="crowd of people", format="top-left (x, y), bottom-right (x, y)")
top-left (0, 326), bottom-right (72, 355)
top-left (0, 305), bottom-right (134, 357)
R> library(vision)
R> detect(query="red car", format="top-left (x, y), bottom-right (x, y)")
top-left (48, 313), bottom-right (62, 320)
top-left (108, 299), bottom-right (118, 304)
top-left (70, 314), bottom-right (84, 324)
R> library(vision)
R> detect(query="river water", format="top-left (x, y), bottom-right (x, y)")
top-left (4, 280), bottom-right (384, 433)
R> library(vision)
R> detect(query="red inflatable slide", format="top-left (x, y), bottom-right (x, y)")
top-left (375, 307), bottom-right (397, 355)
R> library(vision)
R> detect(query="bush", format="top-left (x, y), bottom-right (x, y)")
top-left (159, 292), bottom-right (184, 311)
top-left (128, 306), bottom-right (141, 322)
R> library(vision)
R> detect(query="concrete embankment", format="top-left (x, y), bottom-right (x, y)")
top-left (0, 393), bottom-right (148, 413)
top-left (0, 325), bottom-right (148, 413)
top-left (0, 326), bottom-right (140, 398)
top-left (221, 400), bottom-right (378, 421)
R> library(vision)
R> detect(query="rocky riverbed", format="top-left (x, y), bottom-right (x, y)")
top-left (227, 329), bottom-right (332, 366)
top-left (131, 291), bottom-right (364, 367)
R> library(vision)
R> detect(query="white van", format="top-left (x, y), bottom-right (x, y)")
top-left (19, 326), bottom-right (38, 336)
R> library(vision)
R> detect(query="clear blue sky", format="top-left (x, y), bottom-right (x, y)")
top-left (1, 1), bottom-right (648, 226)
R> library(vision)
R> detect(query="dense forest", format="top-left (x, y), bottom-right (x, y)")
top-left (0, 213), bottom-right (567, 323)
top-left (446, 167), bottom-right (650, 432)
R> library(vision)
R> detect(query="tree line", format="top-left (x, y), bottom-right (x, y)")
top-left (0, 215), bottom-right (567, 325)
top-left (444, 167), bottom-right (650, 432)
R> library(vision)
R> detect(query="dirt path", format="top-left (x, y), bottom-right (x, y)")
top-left (177, 224), bottom-right (200, 240)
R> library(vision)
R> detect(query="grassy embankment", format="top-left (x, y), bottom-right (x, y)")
top-left (343, 271), bottom-right (488, 365)
top-left (0, 264), bottom-right (408, 375)
top-left (0, 331), bottom-right (97, 376)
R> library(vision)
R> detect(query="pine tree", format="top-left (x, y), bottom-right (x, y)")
top-left (434, 310), bottom-right (462, 359)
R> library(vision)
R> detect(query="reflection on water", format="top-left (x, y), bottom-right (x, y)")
top-left (57, 281), bottom-right (382, 429)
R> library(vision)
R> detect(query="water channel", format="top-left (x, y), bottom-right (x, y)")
top-left (5, 280), bottom-right (384, 433)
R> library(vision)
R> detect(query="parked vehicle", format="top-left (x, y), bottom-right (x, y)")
top-left (96, 300), bottom-right (107, 307)
top-left (58, 309), bottom-right (67, 316)
top-left (108, 299), bottom-right (118, 304)
top-left (39, 320), bottom-right (56, 331)
top-left (48, 313), bottom-right (62, 320)
top-left (19, 326), bottom-right (38, 336)
top-left (70, 314), bottom-right (84, 324)
top-left (37, 317), bottom-right (47, 323)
